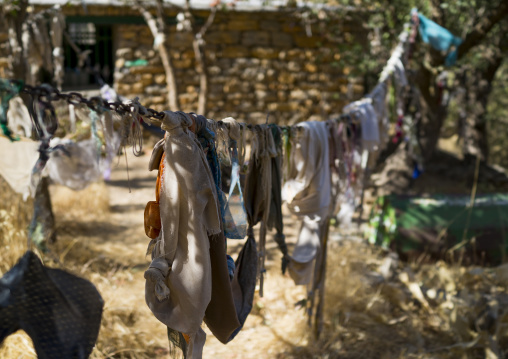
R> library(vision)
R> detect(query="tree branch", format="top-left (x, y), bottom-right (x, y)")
top-left (457, 0), bottom-right (508, 60)
top-left (133, 0), bottom-right (159, 37)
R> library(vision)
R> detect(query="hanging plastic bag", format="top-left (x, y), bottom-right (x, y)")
top-left (224, 141), bottom-right (248, 239)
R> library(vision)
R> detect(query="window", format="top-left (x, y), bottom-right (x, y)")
top-left (63, 23), bottom-right (113, 90)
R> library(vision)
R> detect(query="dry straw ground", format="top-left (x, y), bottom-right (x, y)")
top-left (1, 152), bottom-right (508, 358)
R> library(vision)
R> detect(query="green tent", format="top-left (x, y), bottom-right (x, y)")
top-left (367, 194), bottom-right (508, 264)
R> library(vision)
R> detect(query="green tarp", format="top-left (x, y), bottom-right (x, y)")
top-left (367, 194), bottom-right (508, 264)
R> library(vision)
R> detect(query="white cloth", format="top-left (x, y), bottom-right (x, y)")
top-left (282, 121), bottom-right (331, 285)
top-left (0, 136), bottom-right (39, 200)
top-left (6, 97), bottom-right (32, 138)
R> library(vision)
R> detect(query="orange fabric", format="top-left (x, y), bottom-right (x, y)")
top-left (155, 152), bottom-right (166, 203)
top-left (182, 333), bottom-right (190, 344)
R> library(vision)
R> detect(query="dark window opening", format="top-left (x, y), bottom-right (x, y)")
top-left (63, 23), bottom-right (113, 90)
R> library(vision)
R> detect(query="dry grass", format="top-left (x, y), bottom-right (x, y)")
top-left (50, 182), bottom-right (110, 220)
top-left (0, 177), bottom-right (32, 273)
top-left (283, 240), bottom-right (508, 359)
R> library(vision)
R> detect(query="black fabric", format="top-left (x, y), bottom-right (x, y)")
top-left (243, 128), bottom-right (269, 227)
top-left (0, 251), bottom-right (104, 359)
top-left (228, 234), bottom-right (258, 341)
top-left (267, 125), bottom-right (289, 274)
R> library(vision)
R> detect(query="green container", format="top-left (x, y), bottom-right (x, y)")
top-left (367, 194), bottom-right (508, 264)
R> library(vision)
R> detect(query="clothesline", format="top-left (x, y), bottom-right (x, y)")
top-left (2, 80), bottom-right (362, 136)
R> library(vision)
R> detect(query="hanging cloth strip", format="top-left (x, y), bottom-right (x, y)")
top-left (366, 82), bottom-right (389, 150)
top-left (0, 135), bottom-right (39, 200)
top-left (45, 138), bottom-right (102, 191)
top-left (343, 99), bottom-right (381, 152)
top-left (282, 121), bottom-right (332, 286)
top-left (243, 125), bottom-right (277, 297)
top-left (0, 251), bottom-right (103, 359)
top-left (193, 114), bottom-right (236, 278)
top-left (219, 117), bottom-right (256, 341)
top-left (266, 124), bottom-right (289, 274)
top-left (221, 118), bottom-right (248, 240)
top-left (144, 111), bottom-right (239, 359)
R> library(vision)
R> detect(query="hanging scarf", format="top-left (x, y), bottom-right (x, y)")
top-left (267, 124), bottom-right (289, 274)
top-left (243, 125), bottom-right (276, 296)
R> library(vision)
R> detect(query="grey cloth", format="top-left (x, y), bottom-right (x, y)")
top-left (343, 100), bottom-right (381, 152)
top-left (367, 82), bottom-right (389, 149)
top-left (282, 121), bottom-right (331, 286)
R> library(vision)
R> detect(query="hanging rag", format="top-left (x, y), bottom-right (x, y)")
top-left (0, 251), bottom-right (103, 359)
top-left (366, 82), bottom-right (389, 151)
top-left (193, 115), bottom-right (236, 278)
top-left (417, 13), bottom-right (462, 66)
top-left (243, 125), bottom-right (277, 296)
top-left (221, 118), bottom-right (248, 240)
top-left (0, 135), bottom-right (39, 200)
top-left (144, 112), bottom-right (239, 358)
top-left (6, 97), bottom-right (32, 138)
top-left (282, 121), bottom-right (331, 286)
top-left (266, 124), bottom-right (289, 274)
top-left (45, 138), bottom-right (103, 190)
top-left (343, 100), bottom-right (380, 152)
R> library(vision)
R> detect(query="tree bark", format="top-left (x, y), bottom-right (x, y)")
top-left (460, 55), bottom-right (503, 162)
top-left (135, 0), bottom-right (179, 110)
top-left (189, 4), bottom-right (216, 115)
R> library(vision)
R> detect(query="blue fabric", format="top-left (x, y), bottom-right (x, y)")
top-left (197, 127), bottom-right (236, 277)
top-left (418, 13), bottom-right (462, 66)
top-left (197, 127), bottom-right (227, 225)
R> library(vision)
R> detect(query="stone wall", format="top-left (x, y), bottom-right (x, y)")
top-left (114, 9), bottom-right (368, 124)
top-left (1, 5), bottom-right (370, 125)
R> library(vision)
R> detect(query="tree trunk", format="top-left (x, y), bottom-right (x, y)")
top-left (461, 56), bottom-right (504, 163)
top-left (158, 41), bottom-right (179, 110)
top-left (189, 5), bottom-right (216, 115)
top-left (135, 1), bottom-right (179, 110)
